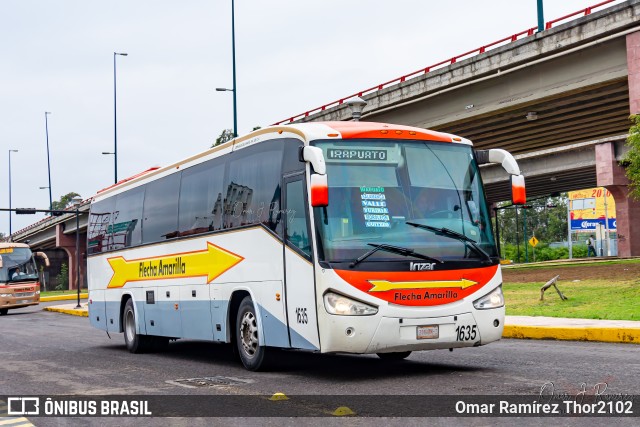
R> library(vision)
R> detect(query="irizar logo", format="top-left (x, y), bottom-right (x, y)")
top-left (410, 262), bottom-right (436, 271)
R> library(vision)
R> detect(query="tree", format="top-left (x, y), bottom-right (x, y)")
top-left (624, 115), bottom-right (640, 200)
top-left (212, 126), bottom-right (262, 148)
top-left (51, 192), bottom-right (81, 210)
top-left (494, 195), bottom-right (568, 249)
top-left (212, 129), bottom-right (234, 147)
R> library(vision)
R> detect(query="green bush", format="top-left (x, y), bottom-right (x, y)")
top-left (501, 243), bottom-right (587, 262)
top-left (55, 263), bottom-right (69, 291)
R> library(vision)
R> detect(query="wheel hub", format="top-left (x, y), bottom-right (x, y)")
top-left (239, 311), bottom-right (258, 357)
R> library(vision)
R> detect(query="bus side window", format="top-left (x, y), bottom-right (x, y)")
top-left (112, 187), bottom-right (144, 249)
top-left (88, 197), bottom-right (116, 254)
top-left (224, 141), bottom-right (283, 230)
top-left (142, 173), bottom-right (180, 243)
top-left (285, 180), bottom-right (311, 258)
top-left (178, 159), bottom-right (225, 236)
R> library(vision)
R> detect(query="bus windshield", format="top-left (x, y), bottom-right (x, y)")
top-left (312, 139), bottom-right (497, 266)
top-left (0, 247), bottom-right (39, 283)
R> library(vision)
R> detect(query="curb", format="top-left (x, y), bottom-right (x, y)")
top-left (503, 325), bottom-right (640, 344)
top-left (43, 306), bottom-right (88, 317)
top-left (41, 293), bottom-right (88, 302)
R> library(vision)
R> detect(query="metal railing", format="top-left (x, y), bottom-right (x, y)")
top-left (272, 0), bottom-right (618, 126)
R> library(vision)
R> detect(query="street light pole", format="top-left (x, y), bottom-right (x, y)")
top-left (217, 0), bottom-right (238, 137)
top-left (231, 0), bottom-right (238, 137)
top-left (113, 52), bottom-right (128, 184)
top-left (8, 149), bottom-right (18, 240)
top-left (44, 111), bottom-right (53, 211)
top-left (537, 0), bottom-right (545, 33)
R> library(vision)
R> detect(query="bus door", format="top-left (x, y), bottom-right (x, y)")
top-left (282, 174), bottom-right (320, 350)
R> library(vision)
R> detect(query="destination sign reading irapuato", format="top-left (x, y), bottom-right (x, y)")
top-left (327, 149), bottom-right (387, 161)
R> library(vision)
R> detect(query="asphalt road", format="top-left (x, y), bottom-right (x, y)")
top-left (1, 303), bottom-right (638, 426)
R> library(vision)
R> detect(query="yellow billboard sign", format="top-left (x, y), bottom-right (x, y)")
top-left (568, 188), bottom-right (616, 231)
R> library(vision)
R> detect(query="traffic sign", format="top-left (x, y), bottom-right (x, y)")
top-left (529, 236), bottom-right (539, 247)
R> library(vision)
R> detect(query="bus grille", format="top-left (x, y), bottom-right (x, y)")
top-left (14, 292), bottom-right (35, 298)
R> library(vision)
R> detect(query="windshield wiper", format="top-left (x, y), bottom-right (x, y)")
top-left (350, 243), bottom-right (443, 268)
top-left (406, 222), bottom-right (493, 264)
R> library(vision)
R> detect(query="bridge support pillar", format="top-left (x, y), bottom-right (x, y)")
top-left (627, 31), bottom-right (640, 114)
top-left (55, 224), bottom-right (86, 290)
top-left (596, 142), bottom-right (640, 257)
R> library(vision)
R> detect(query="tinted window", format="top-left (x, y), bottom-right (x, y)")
top-left (143, 173), bottom-right (181, 243)
top-left (223, 141), bottom-right (283, 231)
top-left (88, 197), bottom-right (116, 254)
top-left (178, 159), bottom-right (225, 236)
top-left (282, 139), bottom-right (304, 173)
top-left (285, 179), bottom-right (311, 258)
top-left (112, 186), bottom-right (144, 249)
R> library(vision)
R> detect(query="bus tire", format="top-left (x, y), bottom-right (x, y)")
top-left (377, 351), bottom-right (411, 360)
top-left (236, 296), bottom-right (269, 371)
top-left (123, 299), bottom-right (152, 353)
top-left (0, 308), bottom-right (8, 315)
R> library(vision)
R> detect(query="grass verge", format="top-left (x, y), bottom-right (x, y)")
top-left (503, 258), bottom-right (640, 271)
top-left (504, 279), bottom-right (640, 320)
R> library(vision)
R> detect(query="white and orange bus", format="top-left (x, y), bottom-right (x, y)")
top-left (87, 121), bottom-right (525, 370)
top-left (0, 242), bottom-right (50, 315)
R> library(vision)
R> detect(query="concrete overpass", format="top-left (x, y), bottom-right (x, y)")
top-left (481, 135), bottom-right (629, 203)
top-left (11, 202), bottom-right (89, 290)
top-left (278, 0), bottom-right (640, 256)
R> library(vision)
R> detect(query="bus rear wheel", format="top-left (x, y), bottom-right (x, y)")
top-left (377, 351), bottom-right (412, 360)
top-left (123, 299), bottom-right (153, 353)
top-left (0, 308), bottom-right (8, 315)
top-left (235, 296), bottom-right (270, 371)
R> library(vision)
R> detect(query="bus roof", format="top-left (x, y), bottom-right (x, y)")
top-left (0, 242), bottom-right (30, 249)
top-left (94, 121), bottom-right (471, 199)
top-left (312, 121), bottom-right (463, 142)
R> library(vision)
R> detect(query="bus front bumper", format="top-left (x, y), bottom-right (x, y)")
top-left (0, 295), bottom-right (40, 311)
top-left (319, 307), bottom-right (505, 354)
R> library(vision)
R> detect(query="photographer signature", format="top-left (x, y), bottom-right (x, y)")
top-left (539, 382), bottom-right (634, 404)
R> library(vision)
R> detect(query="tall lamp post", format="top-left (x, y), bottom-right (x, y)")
top-left (216, 0), bottom-right (238, 137)
top-left (537, 0), bottom-right (545, 33)
top-left (113, 52), bottom-right (128, 184)
top-left (8, 149), bottom-right (18, 240)
top-left (44, 111), bottom-right (53, 211)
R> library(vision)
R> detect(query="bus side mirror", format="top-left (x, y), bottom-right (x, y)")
top-left (35, 251), bottom-right (51, 267)
top-left (511, 175), bottom-right (526, 205)
top-left (310, 174), bottom-right (329, 207)
top-left (476, 148), bottom-right (525, 204)
top-left (303, 146), bottom-right (329, 207)
top-left (302, 146), bottom-right (326, 174)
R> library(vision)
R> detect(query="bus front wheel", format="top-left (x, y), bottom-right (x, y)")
top-left (377, 351), bottom-right (412, 360)
top-left (123, 299), bottom-right (153, 353)
top-left (235, 296), bottom-right (269, 371)
top-left (0, 308), bottom-right (8, 315)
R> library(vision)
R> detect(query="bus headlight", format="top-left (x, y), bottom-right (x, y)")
top-left (473, 286), bottom-right (504, 310)
top-left (324, 292), bottom-right (378, 316)
top-left (0, 293), bottom-right (11, 297)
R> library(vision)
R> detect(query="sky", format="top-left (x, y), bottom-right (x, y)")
top-left (0, 0), bottom-right (626, 234)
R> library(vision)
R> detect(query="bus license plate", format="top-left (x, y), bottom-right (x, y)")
top-left (18, 300), bottom-right (30, 304)
top-left (417, 325), bottom-right (439, 340)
